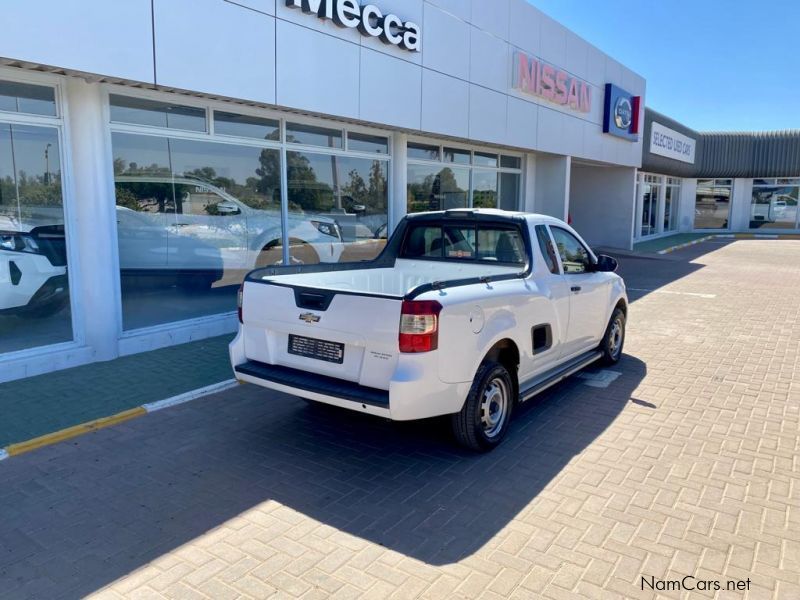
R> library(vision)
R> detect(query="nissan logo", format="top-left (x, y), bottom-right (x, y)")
top-left (614, 97), bottom-right (633, 129)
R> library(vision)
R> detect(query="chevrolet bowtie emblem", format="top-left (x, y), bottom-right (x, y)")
top-left (299, 313), bottom-right (321, 324)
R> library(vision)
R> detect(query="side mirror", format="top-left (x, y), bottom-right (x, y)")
top-left (215, 202), bottom-right (241, 216)
top-left (593, 254), bottom-right (618, 272)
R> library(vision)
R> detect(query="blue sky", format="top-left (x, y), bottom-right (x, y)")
top-left (529, 0), bottom-right (800, 132)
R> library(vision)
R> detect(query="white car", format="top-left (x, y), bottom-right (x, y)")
top-left (114, 176), bottom-right (348, 279)
top-left (230, 210), bottom-right (628, 451)
top-left (751, 196), bottom-right (788, 223)
top-left (1, 218), bottom-right (69, 317)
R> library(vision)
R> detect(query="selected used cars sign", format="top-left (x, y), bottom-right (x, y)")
top-left (650, 121), bottom-right (696, 164)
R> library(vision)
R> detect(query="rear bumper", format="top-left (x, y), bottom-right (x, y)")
top-left (0, 250), bottom-right (67, 312)
top-left (229, 332), bottom-right (470, 421)
top-left (235, 360), bottom-right (389, 408)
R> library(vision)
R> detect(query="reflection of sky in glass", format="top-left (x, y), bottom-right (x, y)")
top-left (0, 124), bottom-right (60, 180)
top-left (0, 81), bottom-right (56, 116)
top-left (214, 111), bottom-right (279, 141)
top-left (112, 132), bottom-right (170, 174)
top-left (171, 139), bottom-right (268, 185)
top-left (110, 95), bottom-right (205, 132)
top-left (472, 170), bottom-right (498, 192)
top-left (286, 123), bottom-right (342, 148)
top-left (113, 133), bottom-right (271, 185)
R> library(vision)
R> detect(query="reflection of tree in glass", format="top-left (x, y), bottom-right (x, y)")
top-left (407, 167), bottom-right (465, 213)
top-left (1, 171), bottom-right (63, 226)
top-left (339, 161), bottom-right (387, 216)
top-left (114, 147), bottom-right (282, 213)
top-left (473, 191), bottom-right (497, 209)
top-left (0, 170), bottom-right (62, 207)
top-left (284, 151), bottom-right (334, 213)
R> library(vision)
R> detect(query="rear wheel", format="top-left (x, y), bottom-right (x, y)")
top-left (451, 361), bottom-right (514, 452)
top-left (599, 308), bottom-right (626, 365)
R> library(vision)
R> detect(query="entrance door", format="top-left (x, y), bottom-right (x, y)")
top-left (641, 180), bottom-right (661, 237)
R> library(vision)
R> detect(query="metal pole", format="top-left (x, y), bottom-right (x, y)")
top-left (280, 146), bottom-right (290, 265)
top-left (9, 125), bottom-right (21, 227)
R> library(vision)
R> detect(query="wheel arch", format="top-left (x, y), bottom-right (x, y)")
top-left (251, 229), bottom-right (282, 253)
top-left (614, 297), bottom-right (628, 317)
top-left (481, 338), bottom-right (520, 398)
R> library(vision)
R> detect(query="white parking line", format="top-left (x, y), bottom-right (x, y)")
top-left (578, 370), bottom-right (622, 388)
top-left (143, 379), bottom-right (238, 413)
top-left (627, 288), bottom-right (717, 299)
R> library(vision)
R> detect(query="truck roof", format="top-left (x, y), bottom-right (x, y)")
top-left (404, 208), bottom-right (566, 226)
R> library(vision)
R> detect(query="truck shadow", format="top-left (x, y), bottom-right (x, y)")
top-left (238, 354), bottom-right (648, 565)
top-left (0, 358), bottom-right (646, 598)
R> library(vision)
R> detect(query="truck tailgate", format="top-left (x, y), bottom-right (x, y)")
top-left (239, 281), bottom-right (402, 391)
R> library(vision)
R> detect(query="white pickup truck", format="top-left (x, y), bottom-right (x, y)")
top-left (230, 210), bottom-right (627, 451)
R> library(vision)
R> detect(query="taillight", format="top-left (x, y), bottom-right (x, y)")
top-left (237, 284), bottom-right (244, 324)
top-left (399, 300), bottom-right (442, 353)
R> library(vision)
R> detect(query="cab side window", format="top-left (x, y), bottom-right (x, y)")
top-left (535, 225), bottom-right (559, 274)
top-left (550, 227), bottom-right (591, 274)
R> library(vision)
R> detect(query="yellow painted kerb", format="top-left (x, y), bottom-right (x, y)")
top-left (5, 407), bottom-right (147, 457)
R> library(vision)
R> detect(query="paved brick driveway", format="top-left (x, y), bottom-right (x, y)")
top-left (1, 239), bottom-right (799, 600)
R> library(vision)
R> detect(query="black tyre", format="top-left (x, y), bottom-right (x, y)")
top-left (599, 307), bottom-right (626, 365)
top-left (451, 361), bottom-right (514, 452)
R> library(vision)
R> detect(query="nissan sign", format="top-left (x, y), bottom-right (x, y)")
top-left (512, 51), bottom-right (592, 113)
top-left (285, 0), bottom-right (421, 52)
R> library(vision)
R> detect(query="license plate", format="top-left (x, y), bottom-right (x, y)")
top-left (288, 334), bottom-right (344, 364)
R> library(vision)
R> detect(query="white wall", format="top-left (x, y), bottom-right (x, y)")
top-left (0, 0), bottom-right (646, 166)
top-left (730, 178), bottom-right (753, 231)
top-left (522, 153), bottom-right (537, 213)
top-left (678, 179), bottom-right (697, 232)
top-left (569, 165), bottom-right (636, 249)
top-left (0, 0), bottom-right (155, 83)
top-left (534, 154), bottom-right (570, 220)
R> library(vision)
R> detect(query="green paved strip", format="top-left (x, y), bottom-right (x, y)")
top-left (633, 233), bottom-right (711, 254)
top-left (0, 334), bottom-right (235, 448)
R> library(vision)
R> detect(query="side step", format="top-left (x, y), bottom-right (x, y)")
top-left (519, 350), bottom-right (603, 402)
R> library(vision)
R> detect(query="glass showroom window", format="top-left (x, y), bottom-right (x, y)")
top-left (109, 94), bottom-right (390, 330)
top-left (640, 174), bottom-right (661, 237)
top-left (286, 128), bottom-right (389, 264)
top-left (406, 143), bottom-right (522, 213)
top-left (0, 79), bottom-right (72, 355)
top-left (664, 177), bottom-right (680, 232)
top-left (695, 179), bottom-right (732, 230)
top-left (749, 178), bottom-right (800, 230)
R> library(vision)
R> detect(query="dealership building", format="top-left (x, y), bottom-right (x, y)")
top-left (0, 0), bottom-right (797, 382)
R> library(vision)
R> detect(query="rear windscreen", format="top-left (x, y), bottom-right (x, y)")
top-left (401, 223), bottom-right (526, 265)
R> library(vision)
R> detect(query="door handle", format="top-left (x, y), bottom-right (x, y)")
top-left (570, 285), bottom-right (582, 293)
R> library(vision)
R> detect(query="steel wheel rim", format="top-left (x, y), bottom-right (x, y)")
top-left (480, 377), bottom-right (509, 438)
top-left (609, 318), bottom-right (623, 358)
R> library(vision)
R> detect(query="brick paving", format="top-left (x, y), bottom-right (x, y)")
top-left (1, 239), bottom-right (799, 599)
